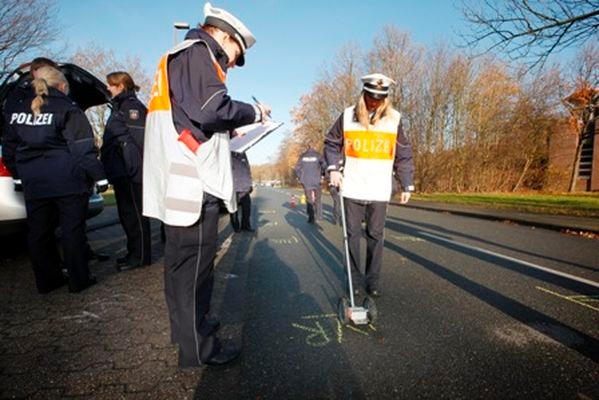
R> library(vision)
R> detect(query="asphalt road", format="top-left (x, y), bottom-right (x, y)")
top-left (1, 186), bottom-right (597, 399)
top-left (199, 186), bottom-right (599, 399)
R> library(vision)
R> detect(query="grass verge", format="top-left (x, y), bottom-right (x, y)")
top-left (412, 193), bottom-right (599, 218)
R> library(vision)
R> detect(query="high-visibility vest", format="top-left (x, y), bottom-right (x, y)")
top-left (341, 106), bottom-right (401, 201)
top-left (142, 39), bottom-right (236, 226)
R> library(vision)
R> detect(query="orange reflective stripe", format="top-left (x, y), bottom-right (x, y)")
top-left (148, 55), bottom-right (171, 112)
top-left (344, 130), bottom-right (396, 160)
top-left (212, 60), bottom-right (226, 83)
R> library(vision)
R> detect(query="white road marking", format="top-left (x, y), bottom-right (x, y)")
top-left (418, 231), bottom-right (599, 289)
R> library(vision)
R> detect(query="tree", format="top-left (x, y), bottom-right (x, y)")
top-left (461, 0), bottom-right (599, 70)
top-left (0, 0), bottom-right (61, 81)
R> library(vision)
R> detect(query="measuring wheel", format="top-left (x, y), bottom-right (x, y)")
top-left (338, 297), bottom-right (350, 324)
top-left (363, 296), bottom-right (378, 324)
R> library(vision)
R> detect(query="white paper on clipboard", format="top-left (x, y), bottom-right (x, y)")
top-left (230, 121), bottom-right (284, 153)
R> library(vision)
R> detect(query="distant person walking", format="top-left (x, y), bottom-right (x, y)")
top-left (2, 66), bottom-right (107, 293)
top-left (324, 73), bottom-right (414, 298)
top-left (294, 147), bottom-right (326, 224)
top-left (230, 151), bottom-right (254, 232)
top-left (102, 71), bottom-right (151, 271)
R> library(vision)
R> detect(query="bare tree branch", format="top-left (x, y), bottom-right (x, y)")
top-left (0, 0), bottom-right (61, 81)
top-left (460, 0), bottom-right (599, 71)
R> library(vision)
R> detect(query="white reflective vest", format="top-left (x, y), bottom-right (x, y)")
top-left (142, 39), bottom-right (236, 227)
top-left (342, 106), bottom-right (401, 201)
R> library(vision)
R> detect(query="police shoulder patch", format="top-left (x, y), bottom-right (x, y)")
top-left (129, 109), bottom-right (140, 120)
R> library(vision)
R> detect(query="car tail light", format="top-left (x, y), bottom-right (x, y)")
top-left (0, 156), bottom-right (13, 177)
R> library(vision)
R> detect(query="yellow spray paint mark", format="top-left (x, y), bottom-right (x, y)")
top-left (536, 286), bottom-right (599, 312)
top-left (291, 321), bottom-right (330, 347)
top-left (291, 313), bottom-right (376, 347)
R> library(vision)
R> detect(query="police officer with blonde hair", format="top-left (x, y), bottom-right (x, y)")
top-left (2, 66), bottom-right (107, 293)
top-left (143, 2), bottom-right (269, 368)
top-left (324, 73), bottom-right (414, 298)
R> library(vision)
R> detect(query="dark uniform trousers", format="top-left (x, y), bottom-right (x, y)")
top-left (230, 191), bottom-right (251, 231)
top-left (25, 194), bottom-right (91, 293)
top-left (304, 186), bottom-right (323, 223)
top-left (112, 179), bottom-right (151, 265)
top-left (163, 193), bottom-right (222, 367)
top-left (344, 198), bottom-right (388, 291)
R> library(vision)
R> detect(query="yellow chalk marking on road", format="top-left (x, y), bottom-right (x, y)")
top-left (291, 321), bottom-right (330, 347)
top-left (301, 313), bottom-right (336, 320)
top-left (536, 286), bottom-right (599, 312)
top-left (292, 313), bottom-right (376, 346)
top-left (346, 324), bottom-right (369, 336)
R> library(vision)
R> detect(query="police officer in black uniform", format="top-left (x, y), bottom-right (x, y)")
top-left (230, 151), bottom-right (254, 232)
top-left (2, 66), bottom-right (107, 293)
top-left (294, 147), bottom-right (326, 223)
top-left (102, 71), bottom-right (151, 270)
top-left (145, 3), bottom-right (269, 368)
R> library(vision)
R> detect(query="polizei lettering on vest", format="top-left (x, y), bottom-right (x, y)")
top-left (345, 137), bottom-right (391, 155)
top-left (10, 112), bottom-right (54, 126)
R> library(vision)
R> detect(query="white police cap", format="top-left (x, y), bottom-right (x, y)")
top-left (361, 73), bottom-right (396, 99)
top-left (203, 2), bottom-right (256, 67)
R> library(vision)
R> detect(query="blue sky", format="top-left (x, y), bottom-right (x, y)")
top-left (56, 1), bottom-right (466, 164)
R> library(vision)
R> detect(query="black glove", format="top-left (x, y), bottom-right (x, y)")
top-left (95, 180), bottom-right (109, 193)
top-left (13, 179), bottom-right (23, 192)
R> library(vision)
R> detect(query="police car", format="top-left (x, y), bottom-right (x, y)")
top-left (0, 63), bottom-right (111, 236)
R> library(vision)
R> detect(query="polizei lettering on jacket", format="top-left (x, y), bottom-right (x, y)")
top-left (10, 112), bottom-right (53, 126)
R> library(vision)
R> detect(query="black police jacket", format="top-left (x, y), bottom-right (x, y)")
top-left (101, 90), bottom-right (147, 183)
top-left (294, 148), bottom-right (326, 189)
top-left (2, 87), bottom-right (106, 200)
top-left (168, 29), bottom-right (257, 144)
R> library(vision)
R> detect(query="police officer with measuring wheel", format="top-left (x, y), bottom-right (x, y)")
top-left (324, 73), bottom-right (415, 298)
top-left (2, 66), bottom-right (107, 294)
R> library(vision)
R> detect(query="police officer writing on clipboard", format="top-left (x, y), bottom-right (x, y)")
top-left (324, 73), bottom-right (415, 298)
top-left (2, 66), bottom-right (107, 294)
top-left (143, 3), bottom-right (270, 368)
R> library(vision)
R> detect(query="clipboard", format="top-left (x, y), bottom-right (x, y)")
top-left (230, 121), bottom-right (283, 153)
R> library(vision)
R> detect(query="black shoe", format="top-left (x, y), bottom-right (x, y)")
top-left (205, 340), bottom-right (241, 366)
top-left (116, 256), bottom-right (141, 271)
top-left (69, 276), bottom-right (97, 293)
top-left (117, 261), bottom-right (141, 272)
top-left (367, 288), bottom-right (381, 298)
top-left (116, 256), bottom-right (129, 265)
top-left (89, 250), bottom-right (110, 261)
top-left (38, 276), bottom-right (68, 294)
top-left (241, 226), bottom-right (254, 232)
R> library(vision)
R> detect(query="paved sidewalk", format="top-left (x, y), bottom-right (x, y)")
top-left (0, 207), bottom-right (239, 399)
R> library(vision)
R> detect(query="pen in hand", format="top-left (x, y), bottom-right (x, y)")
top-left (252, 96), bottom-right (271, 119)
